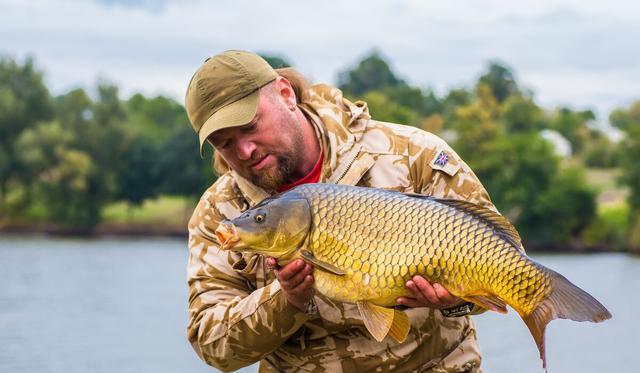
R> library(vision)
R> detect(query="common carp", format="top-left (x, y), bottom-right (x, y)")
top-left (214, 183), bottom-right (611, 371)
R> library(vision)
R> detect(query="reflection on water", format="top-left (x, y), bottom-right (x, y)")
top-left (1, 236), bottom-right (636, 373)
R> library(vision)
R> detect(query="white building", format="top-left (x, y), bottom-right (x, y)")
top-left (540, 129), bottom-right (572, 158)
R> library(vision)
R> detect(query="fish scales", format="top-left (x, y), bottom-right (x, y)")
top-left (309, 186), bottom-right (462, 305)
top-left (216, 183), bottom-right (611, 371)
top-left (300, 184), bottom-right (520, 308)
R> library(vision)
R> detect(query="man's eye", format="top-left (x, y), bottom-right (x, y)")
top-left (243, 122), bottom-right (258, 132)
top-left (215, 138), bottom-right (232, 149)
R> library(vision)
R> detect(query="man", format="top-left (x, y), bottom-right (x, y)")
top-left (185, 50), bottom-right (498, 372)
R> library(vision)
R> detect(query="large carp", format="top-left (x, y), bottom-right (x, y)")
top-left (214, 183), bottom-right (611, 371)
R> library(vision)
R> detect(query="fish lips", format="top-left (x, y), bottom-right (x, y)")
top-left (215, 222), bottom-right (242, 250)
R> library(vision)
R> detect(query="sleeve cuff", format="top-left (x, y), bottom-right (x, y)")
top-left (469, 303), bottom-right (488, 315)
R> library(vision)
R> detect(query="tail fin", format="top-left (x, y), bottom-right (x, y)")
top-left (522, 270), bottom-right (612, 372)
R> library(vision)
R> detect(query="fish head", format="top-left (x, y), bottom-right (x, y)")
top-left (215, 193), bottom-right (312, 259)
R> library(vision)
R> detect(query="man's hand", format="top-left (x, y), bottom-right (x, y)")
top-left (266, 257), bottom-right (314, 312)
top-left (397, 275), bottom-right (463, 309)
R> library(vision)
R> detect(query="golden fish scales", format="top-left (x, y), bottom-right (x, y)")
top-left (215, 183), bottom-right (611, 372)
top-left (305, 185), bottom-right (550, 315)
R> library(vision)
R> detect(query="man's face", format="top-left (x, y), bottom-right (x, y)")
top-left (209, 85), bottom-right (306, 191)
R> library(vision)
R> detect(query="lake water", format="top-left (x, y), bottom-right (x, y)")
top-left (0, 236), bottom-right (637, 373)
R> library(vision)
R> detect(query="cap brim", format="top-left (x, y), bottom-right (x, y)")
top-left (198, 89), bottom-right (260, 157)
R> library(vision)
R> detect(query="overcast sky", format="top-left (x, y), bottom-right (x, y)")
top-left (2, 0), bottom-right (639, 120)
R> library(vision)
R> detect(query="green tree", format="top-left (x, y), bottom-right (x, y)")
top-left (518, 167), bottom-right (597, 247)
top-left (477, 61), bottom-right (519, 103)
top-left (610, 100), bottom-right (640, 251)
top-left (54, 82), bottom-right (131, 227)
top-left (158, 125), bottom-right (213, 199)
top-left (383, 85), bottom-right (443, 117)
top-left (259, 54), bottom-right (292, 69)
top-left (583, 132), bottom-right (620, 168)
top-left (0, 56), bottom-right (52, 210)
top-left (125, 94), bottom-right (188, 142)
top-left (500, 93), bottom-right (544, 133)
top-left (472, 134), bottom-right (558, 218)
top-left (338, 51), bottom-right (406, 97)
top-left (548, 107), bottom-right (595, 155)
top-left (115, 136), bottom-right (160, 212)
top-left (16, 121), bottom-right (94, 226)
top-left (441, 88), bottom-right (472, 124)
top-left (361, 91), bottom-right (420, 125)
top-left (449, 84), bottom-right (501, 158)
top-left (450, 80), bottom-right (596, 248)
top-left (55, 88), bottom-right (93, 133)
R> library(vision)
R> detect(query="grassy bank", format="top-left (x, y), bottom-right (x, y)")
top-left (103, 195), bottom-right (195, 226)
top-left (0, 195), bottom-right (196, 237)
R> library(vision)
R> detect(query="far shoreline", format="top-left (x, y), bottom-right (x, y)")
top-left (1, 221), bottom-right (632, 254)
top-left (0, 222), bottom-right (187, 239)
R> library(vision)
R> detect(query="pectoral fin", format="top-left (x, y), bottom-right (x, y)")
top-left (357, 301), bottom-right (393, 342)
top-left (462, 294), bottom-right (508, 314)
top-left (388, 309), bottom-right (410, 343)
top-left (300, 249), bottom-right (346, 276)
top-left (357, 301), bottom-right (410, 343)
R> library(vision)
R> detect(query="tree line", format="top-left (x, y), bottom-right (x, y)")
top-left (0, 56), bottom-right (211, 229)
top-left (0, 52), bottom-right (638, 252)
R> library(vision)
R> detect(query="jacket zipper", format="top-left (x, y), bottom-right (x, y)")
top-left (334, 148), bottom-right (360, 184)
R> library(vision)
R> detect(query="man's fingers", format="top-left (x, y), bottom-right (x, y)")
top-left (433, 283), bottom-right (452, 301)
top-left (405, 281), bottom-right (428, 305)
top-left (411, 276), bottom-right (440, 304)
top-left (276, 259), bottom-right (306, 281)
top-left (290, 275), bottom-right (314, 294)
top-left (397, 296), bottom-right (423, 308)
top-left (403, 277), bottom-right (462, 309)
top-left (266, 257), bottom-right (279, 270)
top-left (433, 283), bottom-right (460, 306)
top-left (282, 275), bottom-right (315, 311)
top-left (280, 264), bottom-right (312, 290)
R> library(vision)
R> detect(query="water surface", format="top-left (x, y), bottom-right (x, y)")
top-left (1, 236), bottom-right (635, 372)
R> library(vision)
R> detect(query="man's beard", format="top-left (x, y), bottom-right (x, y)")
top-left (249, 153), bottom-right (296, 192)
top-left (244, 102), bottom-right (307, 192)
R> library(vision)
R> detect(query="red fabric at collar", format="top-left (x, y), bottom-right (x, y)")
top-left (276, 150), bottom-right (323, 193)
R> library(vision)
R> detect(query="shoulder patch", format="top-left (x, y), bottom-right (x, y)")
top-left (434, 150), bottom-right (448, 167)
top-left (430, 149), bottom-right (460, 176)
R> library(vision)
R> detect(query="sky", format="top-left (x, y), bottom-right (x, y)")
top-left (1, 0), bottom-right (639, 121)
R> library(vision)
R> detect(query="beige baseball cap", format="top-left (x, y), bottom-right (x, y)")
top-left (185, 50), bottom-right (278, 156)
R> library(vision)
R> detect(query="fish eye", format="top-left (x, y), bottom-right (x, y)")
top-left (254, 214), bottom-right (265, 223)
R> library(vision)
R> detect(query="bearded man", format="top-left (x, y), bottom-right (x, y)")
top-left (185, 50), bottom-right (496, 372)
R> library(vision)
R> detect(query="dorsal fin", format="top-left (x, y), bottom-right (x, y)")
top-left (435, 198), bottom-right (523, 249)
top-left (403, 192), bottom-right (523, 251)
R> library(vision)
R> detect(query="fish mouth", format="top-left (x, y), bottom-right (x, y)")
top-left (215, 222), bottom-right (241, 250)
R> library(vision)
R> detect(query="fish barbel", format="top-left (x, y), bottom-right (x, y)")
top-left (214, 183), bottom-right (611, 371)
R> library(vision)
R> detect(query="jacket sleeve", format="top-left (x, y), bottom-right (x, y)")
top-left (186, 197), bottom-right (311, 372)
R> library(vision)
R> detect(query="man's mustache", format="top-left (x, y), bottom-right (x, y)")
top-left (248, 152), bottom-right (268, 168)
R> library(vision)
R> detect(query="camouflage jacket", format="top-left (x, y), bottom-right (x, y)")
top-left (187, 84), bottom-right (499, 373)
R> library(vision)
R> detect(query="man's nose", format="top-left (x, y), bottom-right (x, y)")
top-left (236, 137), bottom-right (256, 161)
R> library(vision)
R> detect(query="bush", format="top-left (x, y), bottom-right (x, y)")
top-left (518, 167), bottom-right (597, 248)
top-left (581, 206), bottom-right (629, 250)
top-left (583, 135), bottom-right (620, 168)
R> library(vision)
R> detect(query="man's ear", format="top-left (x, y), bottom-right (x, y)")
top-left (274, 76), bottom-right (297, 109)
